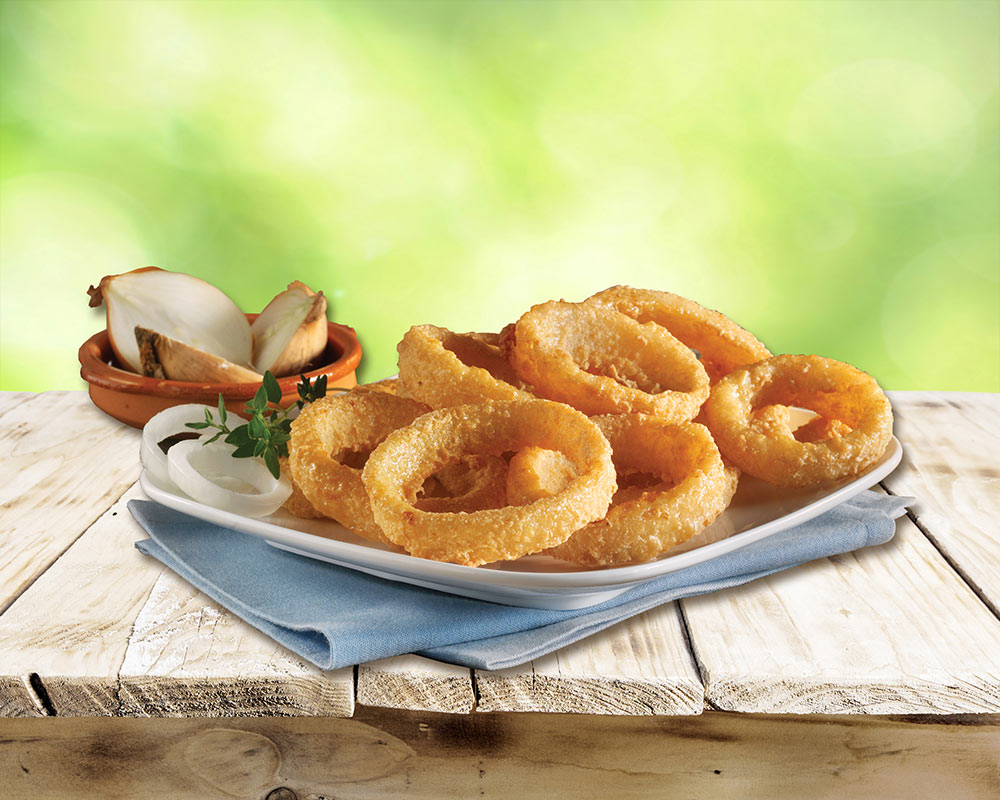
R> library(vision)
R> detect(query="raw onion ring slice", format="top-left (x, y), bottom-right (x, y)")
top-left (166, 438), bottom-right (292, 518)
top-left (140, 403), bottom-right (220, 491)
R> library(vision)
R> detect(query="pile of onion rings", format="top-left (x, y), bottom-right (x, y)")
top-left (144, 285), bottom-right (893, 568)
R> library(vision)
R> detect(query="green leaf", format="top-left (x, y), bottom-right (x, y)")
top-left (225, 426), bottom-right (253, 446)
top-left (253, 440), bottom-right (268, 457)
top-left (263, 448), bottom-right (280, 479)
top-left (249, 414), bottom-right (268, 439)
top-left (232, 444), bottom-right (256, 459)
top-left (185, 421), bottom-right (211, 430)
top-left (252, 384), bottom-right (268, 411)
top-left (263, 371), bottom-right (282, 405)
top-left (315, 375), bottom-right (328, 399)
top-left (218, 395), bottom-right (227, 425)
top-left (204, 432), bottom-right (223, 444)
top-left (204, 407), bottom-right (213, 424)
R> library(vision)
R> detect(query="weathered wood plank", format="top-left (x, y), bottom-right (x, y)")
top-left (0, 391), bottom-right (140, 612)
top-left (1, 711), bottom-right (998, 799)
top-left (357, 656), bottom-right (474, 713)
top-left (884, 391), bottom-right (1000, 615)
top-left (0, 391), bottom-right (35, 418)
top-left (119, 566), bottom-right (354, 718)
top-left (475, 602), bottom-right (703, 714)
top-left (0, 485), bottom-right (354, 718)
top-left (681, 506), bottom-right (1000, 714)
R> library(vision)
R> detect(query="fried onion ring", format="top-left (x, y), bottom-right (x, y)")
top-left (703, 354), bottom-right (892, 487)
top-left (751, 405), bottom-right (854, 444)
top-left (547, 415), bottom-right (738, 567)
top-left (413, 455), bottom-right (508, 513)
top-left (362, 399), bottom-right (616, 566)
top-left (397, 324), bottom-right (532, 408)
top-left (288, 392), bottom-right (431, 543)
top-left (504, 300), bottom-right (709, 421)
top-left (587, 285), bottom-right (771, 383)
top-left (278, 457), bottom-right (325, 519)
top-left (505, 446), bottom-right (577, 506)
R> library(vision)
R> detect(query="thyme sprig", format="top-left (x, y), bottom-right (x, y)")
top-left (185, 371), bottom-right (329, 479)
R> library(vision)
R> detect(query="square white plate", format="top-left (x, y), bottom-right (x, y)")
top-left (139, 435), bottom-right (902, 610)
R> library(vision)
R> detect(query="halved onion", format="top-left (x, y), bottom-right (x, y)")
top-left (88, 267), bottom-right (253, 374)
top-left (166, 438), bottom-right (292, 517)
top-left (140, 404), bottom-right (219, 491)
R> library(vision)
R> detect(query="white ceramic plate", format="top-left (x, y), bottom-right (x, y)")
top-left (139, 435), bottom-right (902, 610)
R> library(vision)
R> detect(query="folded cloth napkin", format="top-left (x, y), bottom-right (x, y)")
top-left (129, 492), bottom-right (911, 671)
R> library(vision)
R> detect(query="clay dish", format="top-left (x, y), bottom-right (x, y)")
top-left (79, 314), bottom-right (362, 428)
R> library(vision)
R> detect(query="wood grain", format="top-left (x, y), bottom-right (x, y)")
top-left (681, 507), bottom-right (1000, 714)
top-left (0, 485), bottom-right (354, 718)
top-left (0, 391), bottom-right (141, 613)
top-left (884, 391), bottom-right (1000, 615)
top-left (357, 656), bottom-right (475, 713)
top-left (2, 710), bottom-right (997, 799)
top-left (475, 602), bottom-right (703, 714)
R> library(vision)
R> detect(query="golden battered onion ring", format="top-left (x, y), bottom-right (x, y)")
top-left (703, 354), bottom-right (893, 487)
top-left (352, 378), bottom-right (399, 395)
top-left (505, 300), bottom-right (709, 421)
top-left (397, 325), bottom-right (532, 408)
top-left (413, 455), bottom-right (508, 513)
top-left (288, 392), bottom-right (430, 543)
top-left (547, 415), bottom-right (738, 567)
top-left (587, 285), bottom-right (771, 383)
top-left (278, 457), bottom-right (324, 519)
top-left (751, 405), bottom-right (854, 444)
top-left (505, 446), bottom-right (577, 506)
top-left (362, 399), bottom-right (616, 566)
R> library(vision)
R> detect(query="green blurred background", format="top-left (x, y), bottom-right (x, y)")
top-left (1, 0), bottom-right (997, 392)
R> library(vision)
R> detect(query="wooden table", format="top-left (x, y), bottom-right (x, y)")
top-left (1, 390), bottom-right (998, 798)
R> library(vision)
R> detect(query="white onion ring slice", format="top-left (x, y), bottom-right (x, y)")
top-left (166, 438), bottom-right (292, 517)
top-left (140, 404), bottom-right (218, 491)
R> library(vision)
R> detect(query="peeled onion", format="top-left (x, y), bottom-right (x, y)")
top-left (166, 438), bottom-right (292, 517)
top-left (252, 281), bottom-right (328, 376)
top-left (89, 267), bottom-right (253, 374)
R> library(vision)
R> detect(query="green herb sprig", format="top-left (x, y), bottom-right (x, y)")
top-left (185, 371), bottom-right (330, 479)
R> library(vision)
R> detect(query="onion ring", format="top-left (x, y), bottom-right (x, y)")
top-left (751, 405), bottom-right (854, 444)
top-left (362, 399), bottom-right (616, 566)
top-left (397, 324), bottom-right (531, 408)
top-left (166, 438), bottom-right (292, 518)
top-left (505, 446), bottom-right (577, 507)
top-left (277, 457), bottom-right (325, 519)
top-left (547, 415), bottom-right (738, 567)
top-left (703, 354), bottom-right (893, 487)
top-left (414, 455), bottom-right (508, 513)
top-left (586, 285), bottom-right (771, 383)
top-left (288, 391), bottom-right (431, 543)
top-left (504, 300), bottom-right (709, 421)
top-left (140, 403), bottom-right (221, 491)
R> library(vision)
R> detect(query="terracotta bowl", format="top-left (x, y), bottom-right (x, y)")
top-left (79, 314), bottom-right (362, 428)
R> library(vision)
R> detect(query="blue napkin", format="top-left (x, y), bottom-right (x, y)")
top-left (129, 492), bottom-right (911, 671)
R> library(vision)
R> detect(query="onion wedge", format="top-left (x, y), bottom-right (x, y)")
top-left (166, 438), bottom-right (292, 517)
top-left (252, 281), bottom-right (328, 376)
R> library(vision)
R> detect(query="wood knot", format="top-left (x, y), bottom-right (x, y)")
top-left (265, 789), bottom-right (298, 800)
